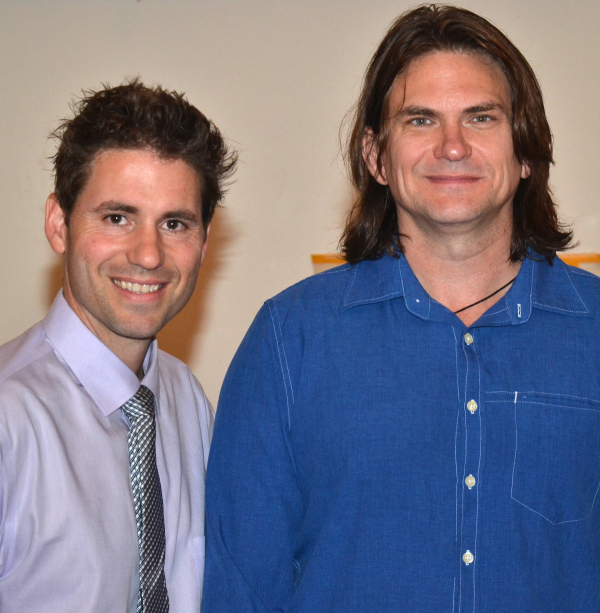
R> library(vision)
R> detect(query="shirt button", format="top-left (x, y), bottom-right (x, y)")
top-left (464, 333), bottom-right (474, 345)
top-left (467, 400), bottom-right (478, 414)
top-left (465, 475), bottom-right (476, 489)
top-left (463, 550), bottom-right (474, 565)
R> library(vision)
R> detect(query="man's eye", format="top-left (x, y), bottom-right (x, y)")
top-left (107, 214), bottom-right (125, 224)
top-left (165, 219), bottom-right (185, 231)
top-left (472, 115), bottom-right (492, 123)
top-left (410, 117), bottom-right (431, 126)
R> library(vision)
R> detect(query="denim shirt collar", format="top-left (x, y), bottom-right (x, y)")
top-left (341, 252), bottom-right (591, 326)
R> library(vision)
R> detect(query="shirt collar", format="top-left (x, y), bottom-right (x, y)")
top-left (42, 291), bottom-right (160, 416)
top-left (340, 252), bottom-right (592, 325)
top-left (341, 255), bottom-right (405, 311)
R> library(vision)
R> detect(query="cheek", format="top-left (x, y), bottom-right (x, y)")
top-left (171, 242), bottom-right (205, 279)
top-left (478, 136), bottom-right (518, 171)
top-left (71, 229), bottom-right (120, 263)
top-left (498, 153), bottom-right (525, 186)
top-left (386, 138), bottom-right (430, 176)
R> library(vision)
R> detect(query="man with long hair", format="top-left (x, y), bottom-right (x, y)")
top-left (205, 5), bottom-right (599, 612)
top-left (0, 80), bottom-right (236, 612)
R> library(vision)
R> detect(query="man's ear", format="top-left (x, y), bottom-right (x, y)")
top-left (362, 128), bottom-right (388, 186)
top-left (200, 223), bottom-right (211, 265)
top-left (45, 194), bottom-right (68, 255)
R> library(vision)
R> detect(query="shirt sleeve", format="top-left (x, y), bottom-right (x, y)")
top-left (0, 418), bottom-right (16, 579)
top-left (203, 303), bottom-right (304, 612)
top-left (190, 371), bottom-right (214, 470)
top-left (0, 424), bottom-right (7, 576)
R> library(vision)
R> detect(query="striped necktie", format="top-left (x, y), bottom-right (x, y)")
top-left (121, 385), bottom-right (169, 613)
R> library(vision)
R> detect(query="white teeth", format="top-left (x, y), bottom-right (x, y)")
top-left (112, 279), bottom-right (162, 294)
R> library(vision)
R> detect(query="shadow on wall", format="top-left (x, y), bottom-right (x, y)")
top-left (44, 207), bottom-right (237, 365)
top-left (157, 209), bottom-right (236, 363)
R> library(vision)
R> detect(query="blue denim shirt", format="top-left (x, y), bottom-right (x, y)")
top-left (205, 253), bottom-right (600, 613)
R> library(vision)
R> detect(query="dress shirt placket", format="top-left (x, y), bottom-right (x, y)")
top-left (456, 326), bottom-right (482, 613)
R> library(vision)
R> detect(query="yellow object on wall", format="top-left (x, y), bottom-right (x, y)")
top-left (312, 253), bottom-right (600, 274)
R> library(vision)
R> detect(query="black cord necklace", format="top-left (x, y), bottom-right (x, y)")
top-left (453, 276), bottom-right (518, 315)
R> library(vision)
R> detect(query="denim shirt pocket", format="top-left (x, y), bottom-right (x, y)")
top-left (511, 392), bottom-right (600, 524)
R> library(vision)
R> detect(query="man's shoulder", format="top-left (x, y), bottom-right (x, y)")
top-left (566, 264), bottom-right (600, 292)
top-left (156, 348), bottom-right (196, 379)
top-left (0, 322), bottom-right (68, 436)
top-left (155, 348), bottom-right (211, 408)
top-left (266, 255), bottom-right (403, 329)
top-left (0, 322), bottom-right (53, 388)
top-left (268, 262), bottom-right (354, 317)
top-left (559, 261), bottom-right (600, 312)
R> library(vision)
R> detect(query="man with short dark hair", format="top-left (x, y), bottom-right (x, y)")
top-left (205, 5), bottom-right (600, 612)
top-left (0, 80), bottom-right (236, 612)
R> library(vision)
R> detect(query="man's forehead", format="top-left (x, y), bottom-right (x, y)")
top-left (77, 147), bottom-right (203, 211)
top-left (88, 147), bottom-right (190, 172)
top-left (388, 50), bottom-right (512, 113)
top-left (401, 49), bottom-right (506, 79)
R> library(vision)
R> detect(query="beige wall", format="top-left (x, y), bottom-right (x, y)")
top-left (1, 1), bottom-right (599, 406)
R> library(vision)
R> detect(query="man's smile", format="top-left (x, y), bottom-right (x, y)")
top-left (425, 174), bottom-right (482, 184)
top-left (111, 278), bottom-right (165, 294)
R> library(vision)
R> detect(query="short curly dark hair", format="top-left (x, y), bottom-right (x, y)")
top-left (51, 78), bottom-right (237, 227)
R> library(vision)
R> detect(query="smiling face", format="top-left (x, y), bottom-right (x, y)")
top-left (46, 148), bottom-right (208, 366)
top-left (365, 51), bottom-right (530, 243)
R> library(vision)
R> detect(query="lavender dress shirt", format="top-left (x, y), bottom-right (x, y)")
top-left (0, 292), bottom-right (213, 612)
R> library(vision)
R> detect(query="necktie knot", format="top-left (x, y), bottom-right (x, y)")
top-left (122, 385), bottom-right (155, 424)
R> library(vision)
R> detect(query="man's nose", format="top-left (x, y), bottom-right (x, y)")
top-left (434, 122), bottom-right (472, 161)
top-left (127, 225), bottom-right (164, 270)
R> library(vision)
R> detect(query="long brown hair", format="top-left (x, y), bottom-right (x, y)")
top-left (341, 4), bottom-right (573, 264)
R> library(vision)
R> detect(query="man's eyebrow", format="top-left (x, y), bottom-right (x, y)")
top-left (91, 202), bottom-right (201, 224)
top-left (396, 106), bottom-right (439, 119)
top-left (92, 201), bottom-right (138, 215)
top-left (394, 102), bottom-right (509, 119)
top-left (463, 102), bottom-right (509, 115)
top-left (161, 210), bottom-right (201, 224)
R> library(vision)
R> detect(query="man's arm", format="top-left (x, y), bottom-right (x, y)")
top-left (0, 422), bottom-right (8, 578)
top-left (204, 304), bottom-right (303, 612)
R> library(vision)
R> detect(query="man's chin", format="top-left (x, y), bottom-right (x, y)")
top-left (107, 319), bottom-right (167, 343)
